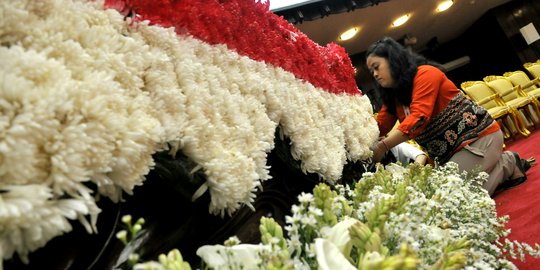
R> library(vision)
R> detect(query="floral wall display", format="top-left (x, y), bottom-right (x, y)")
top-left (0, 0), bottom-right (378, 264)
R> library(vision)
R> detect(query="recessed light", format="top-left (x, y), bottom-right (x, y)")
top-left (436, 0), bottom-right (453, 12)
top-left (339, 27), bottom-right (359, 41)
top-left (392, 14), bottom-right (410, 27)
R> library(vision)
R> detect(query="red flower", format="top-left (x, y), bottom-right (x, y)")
top-left (104, 0), bottom-right (362, 96)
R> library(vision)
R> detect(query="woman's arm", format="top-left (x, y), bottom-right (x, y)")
top-left (372, 129), bottom-right (409, 162)
top-left (396, 66), bottom-right (446, 138)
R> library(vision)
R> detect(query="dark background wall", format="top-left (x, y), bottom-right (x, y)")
top-left (353, 0), bottom-right (540, 112)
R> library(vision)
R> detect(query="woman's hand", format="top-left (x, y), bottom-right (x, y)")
top-left (371, 140), bottom-right (388, 163)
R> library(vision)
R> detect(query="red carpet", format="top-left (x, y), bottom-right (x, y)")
top-left (495, 129), bottom-right (540, 269)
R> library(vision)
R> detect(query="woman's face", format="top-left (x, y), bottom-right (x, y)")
top-left (366, 55), bottom-right (395, 88)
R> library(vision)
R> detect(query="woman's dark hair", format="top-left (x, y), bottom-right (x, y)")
top-left (366, 37), bottom-right (442, 115)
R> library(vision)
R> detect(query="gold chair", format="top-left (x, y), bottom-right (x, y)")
top-left (483, 75), bottom-right (540, 132)
top-left (503, 70), bottom-right (540, 100)
top-left (460, 81), bottom-right (528, 138)
top-left (524, 62), bottom-right (540, 79)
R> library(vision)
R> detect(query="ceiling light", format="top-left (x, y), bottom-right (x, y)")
top-left (436, 0), bottom-right (454, 12)
top-left (392, 14), bottom-right (410, 27)
top-left (339, 27), bottom-right (359, 41)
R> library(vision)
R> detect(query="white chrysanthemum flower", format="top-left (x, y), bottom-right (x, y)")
top-left (0, 185), bottom-right (99, 262)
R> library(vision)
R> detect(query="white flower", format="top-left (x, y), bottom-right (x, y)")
top-left (133, 261), bottom-right (166, 270)
top-left (0, 185), bottom-right (98, 262)
top-left (300, 215), bottom-right (318, 228)
top-left (308, 206), bottom-right (324, 217)
top-left (298, 192), bottom-right (314, 204)
top-left (314, 238), bottom-right (356, 270)
top-left (324, 217), bottom-right (359, 256)
top-left (196, 244), bottom-right (270, 270)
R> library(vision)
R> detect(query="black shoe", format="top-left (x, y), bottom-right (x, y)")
top-left (498, 176), bottom-right (528, 190)
top-left (497, 152), bottom-right (529, 191)
top-left (522, 157), bottom-right (535, 172)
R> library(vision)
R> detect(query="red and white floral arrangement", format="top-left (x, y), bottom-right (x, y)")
top-left (0, 0), bottom-right (378, 264)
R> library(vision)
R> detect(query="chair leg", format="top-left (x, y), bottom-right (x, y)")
top-left (518, 109), bottom-right (533, 128)
top-left (529, 100), bottom-right (540, 126)
top-left (503, 115), bottom-right (521, 137)
top-left (528, 104), bottom-right (540, 124)
top-left (510, 110), bottom-right (531, 137)
top-left (498, 119), bottom-right (511, 139)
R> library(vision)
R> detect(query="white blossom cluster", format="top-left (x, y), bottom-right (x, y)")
top-left (149, 164), bottom-right (540, 270)
top-left (0, 0), bottom-right (378, 264)
top-left (279, 163), bottom-right (533, 269)
top-left (365, 163), bottom-right (515, 268)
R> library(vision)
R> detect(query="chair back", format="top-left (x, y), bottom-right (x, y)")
top-left (460, 81), bottom-right (499, 109)
top-left (524, 62), bottom-right (540, 78)
top-left (504, 70), bottom-right (538, 94)
top-left (483, 75), bottom-right (520, 102)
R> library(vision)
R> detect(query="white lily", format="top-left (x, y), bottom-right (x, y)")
top-left (314, 238), bottom-right (356, 270)
top-left (324, 217), bottom-right (359, 257)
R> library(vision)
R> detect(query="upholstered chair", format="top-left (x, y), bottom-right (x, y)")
top-left (503, 70), bottom-right (540, 100)
top-left (524, 62), bottom-right (540, 79)
top-left (461, 81), bottom-right (529, 138)
top-left (483, 75), bottom-right (540, 129)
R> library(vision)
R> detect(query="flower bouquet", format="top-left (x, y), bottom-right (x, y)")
top-left (127, 163), bottom-right (540, 269)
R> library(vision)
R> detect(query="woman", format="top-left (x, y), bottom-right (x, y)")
top-left (367, 37), bottom-right (531, 195)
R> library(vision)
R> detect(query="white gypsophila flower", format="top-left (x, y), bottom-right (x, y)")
top-left (346, 162), bottom-right (522, 269)
top-left (298, 192), bottom-right (314, 204)
top-left (308, 206), bottom-right (324, 217)
top-left (300, 215), bottom-right (318, 229)
top-left (331, 195), bottom-right (350, 217)
top-left (286, 213), bottom-right (301, 225)
top-left (353, 186), bottom-right (394, 221)
top-left (286, 231), bottom-right (303, 256)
